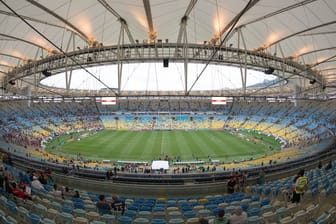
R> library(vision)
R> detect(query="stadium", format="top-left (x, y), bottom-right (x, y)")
top-left (0, 0), bottom-right (336, 223)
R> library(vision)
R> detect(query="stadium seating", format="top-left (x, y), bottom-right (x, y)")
top-left (0, 99), bottom-right (336, 223)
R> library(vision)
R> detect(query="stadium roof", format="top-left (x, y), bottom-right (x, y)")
top-left (0, 0), bottom-right (336, 98)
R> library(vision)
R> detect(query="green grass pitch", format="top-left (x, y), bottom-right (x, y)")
top-left (46, 130), bottom-right (281, 163)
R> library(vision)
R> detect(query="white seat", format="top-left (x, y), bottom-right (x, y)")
top-left (262, 211), bottom-right (276, 224)
top-left (280, 216), bottom-right (296, 224)
top-left (73, 216), bottom-right (89, 224)
top-left (294, 210), bottom-right (309, 224)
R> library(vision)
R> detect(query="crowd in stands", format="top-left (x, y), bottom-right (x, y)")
top-left (0, 99), bottom-right (335, 152)
top-left (0, 101), bottom-right (103, 149)
top-left (1, 155), bottom-right (336, 223)
top-left (0, 99), bottom-right (335, 181)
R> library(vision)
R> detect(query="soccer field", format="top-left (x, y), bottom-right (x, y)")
top-left (46, 130), bottom-right (281, 163)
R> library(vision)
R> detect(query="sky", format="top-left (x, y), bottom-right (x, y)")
top-left (41, 62), bottom-right (277, 91)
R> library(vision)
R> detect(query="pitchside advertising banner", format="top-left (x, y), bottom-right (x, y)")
top-left (211, 97), bottom-right (227, 105)
top-left (101, 97), bottom-right (117, 105)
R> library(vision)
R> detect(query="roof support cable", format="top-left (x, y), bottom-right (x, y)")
top-left (187, 0), bottom-right (258, 95)
top-left (0, 0), bottom-right (119, 96)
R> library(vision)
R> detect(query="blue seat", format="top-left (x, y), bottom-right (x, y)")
top-left (62, 205), bottom-right (73, 214)
top-left (6, 200), bottom-right (17, 216)
top-left (241, 203), bottom-right (249, 212)
top-left (261, 198), bottom-right (270, 206)
top-left (140, 206), bottom-right (152, 211)
top-left (153, 207), bottom-right (165, 212)
top-left (151, 218), bottom-right (166, 224)
top-left (73, 201), bottom-right (84, 209)
top-left (183, 210), bottom-right (196, 219)
top-left (205, 204), bottom-right (217, 211)
top-left (124, 209), bottom-right (136, 218)
top-left (98, 208), bottom-right (111, 215)
top-left (248, 207), bottom-right (261, 217)
top-left (29, 213), bottom-right (41, 224)
top-left (264, 187), bottom-right (271, 196)
top-left (181, 205), bottom-right (192, 212)
top-left (118, 215), bottom-right (132, 224)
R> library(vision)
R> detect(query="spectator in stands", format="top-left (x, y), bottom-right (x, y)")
top-left (31, 176), bottom-right (45, 191)
top-left (209, 209), bottom-right (228, 224)
top-left (73, 190), bottom-right (80, 198)
top-left (96, 195), bottom-right (111, 214)
top-left (11, 182), bottom-right (26, 200)
top-left (241, 171), bottom-right (248, 191)
top-left (4, 167), bottom-right (13, 181)
top-left (3, 176), bottom-right (13, 194)
top-left (227, 176), bottom-right (236, 194)
top-left (229, 206), bottom-right (248, 224)
top-left (111, 194), bottom-right (125, 215)
top-left (18, 171), bottom-right (30, 185)
top-left (11, 182), bottom-right (32, 200)
top-left (106, 169), bottom-right (113, 180)
top-left (258, 169), bottom-right (265, 185)
top-left (291, 169), bottom-right (308, 203)
top-left (0, 167), bottom-right (4, 186)
top-left (44, 167), bottom-right (53, 183)
top-left (62, 186), bottom-right (71, 198)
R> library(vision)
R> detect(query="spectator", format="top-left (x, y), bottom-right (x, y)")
top-left (241, 171), bottom-right (248, 191)
top-left (4, 167), bottom-right (13, 181)
top-left (111, 194), bottom-right (125, 215)
top-left (62, 186), bottom-right (73, 198)
top-left (44, 167), bottom-right (53, 183)
top-left (3, 176), bottom-right (13, 194)
top-left (258, 169), bottom-right (265, 185)
top-left (106, 169), bottom-right (113, 180)
top-left (0, 168), bottom-right (4, 188)
top-left (11, 182), bottom-right (32, 200)
top-left (96, 195), bottom-right (111, 214)
top-left (31, 176), bottom-right (45, 191)
top-left (291, 169), bottom-right (308, 203)
top-left (227, 176), bottom-right (236, 194)
top-left (229, 206), bottom-right (248, 224)
top-left (73, 190), bottom-right (80, 198)
top-left (209, 209), bottom-right (228, 224)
